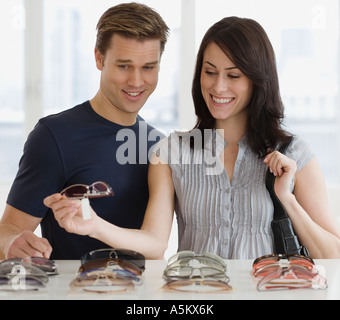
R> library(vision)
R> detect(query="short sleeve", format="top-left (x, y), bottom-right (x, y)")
top-left (152, 136), bottom-right (171, 164)
top-left (7, 121), bottom-right (65, 218)
top-left (286, 135), bottom-right (315, 172)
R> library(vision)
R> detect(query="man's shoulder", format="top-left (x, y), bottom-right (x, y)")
top-left (137, 115), bottom-right (166, 139)
top-left (39, 101), bottom-right (90, 128)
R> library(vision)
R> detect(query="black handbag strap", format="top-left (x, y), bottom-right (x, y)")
top-left (265, 137), bottom-right (292, 221)
top-left (265, 136), bottom-right (309, 256)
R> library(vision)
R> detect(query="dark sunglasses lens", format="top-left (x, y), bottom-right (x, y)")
top-left (30, 258), bottom-right (58, 275)
top-left (81, 250), bottom-right (111, 264)
top-left (79, 259), bottom-right (108, 273)
top-left (92, 182), bottom-right (109, 192)
top-left (30, 257), bottom-right (54, 266)
top-left (81, 249), bottom-right (145, 270)
top-left (116, 250), bottom-right (145, 270)
top-left (62, 185), bottom-right (88, 198)
top-left (114, 259), bottom-right (143, 275)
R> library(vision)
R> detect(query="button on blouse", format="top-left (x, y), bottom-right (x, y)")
top-left (154, 131), bottom-right (314, 259)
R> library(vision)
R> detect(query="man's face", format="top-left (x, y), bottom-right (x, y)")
top-left (95, 34), bottom-right (161, 117)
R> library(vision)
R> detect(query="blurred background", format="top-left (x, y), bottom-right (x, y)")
top-left (1, 0), bottom-right (339, 258)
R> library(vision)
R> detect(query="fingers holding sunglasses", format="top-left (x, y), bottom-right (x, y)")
top-left (44, 194), bottom-right (83, 222)
top-left (44, 194), bottom-right (80, 220)
top-left (47, 197), bottom-right (97, 236)
top-left (43, 193), bottom-right (65, 208)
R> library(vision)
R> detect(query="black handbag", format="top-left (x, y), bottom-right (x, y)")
top-left (265, 137), bottom-right (309, 257)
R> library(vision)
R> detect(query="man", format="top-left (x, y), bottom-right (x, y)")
top-left (0, 3), bottom-right (169, 260)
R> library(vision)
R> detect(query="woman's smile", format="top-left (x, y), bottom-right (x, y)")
top-left (210, 94), bottom-right (235, 105)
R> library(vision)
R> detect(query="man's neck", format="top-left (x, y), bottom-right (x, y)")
top-left (90, 91), bottom-right (138, 126)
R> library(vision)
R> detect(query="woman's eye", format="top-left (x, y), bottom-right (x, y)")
top-left (228, 74), bottom-right (240, 79)
top-left (204, 70), bottom-right (217, 76)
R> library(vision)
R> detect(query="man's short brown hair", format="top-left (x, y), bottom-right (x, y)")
top-left (96, 2), bottom-right (170, 56)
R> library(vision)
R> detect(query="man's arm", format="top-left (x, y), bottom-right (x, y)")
top-left (0, 204), bottom-right (52, 259)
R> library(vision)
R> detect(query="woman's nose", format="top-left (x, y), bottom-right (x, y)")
top-left (213, 75), bottom-right (228, 94)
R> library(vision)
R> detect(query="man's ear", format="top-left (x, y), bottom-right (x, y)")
top-left (94, 48), bottom-right (104, 71)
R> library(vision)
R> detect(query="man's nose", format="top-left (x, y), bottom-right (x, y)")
top-left (128, 69), bottom-right (144, 87)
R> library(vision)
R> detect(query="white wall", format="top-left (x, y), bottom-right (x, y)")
top-left (0, 185), bottom-right (10, 216)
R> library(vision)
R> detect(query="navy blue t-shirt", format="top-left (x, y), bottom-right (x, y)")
top-left (7, 101), bottom-right (165, 259)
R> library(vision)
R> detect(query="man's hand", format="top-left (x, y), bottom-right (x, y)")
top-left (6, 230), bottom-right (52, 259)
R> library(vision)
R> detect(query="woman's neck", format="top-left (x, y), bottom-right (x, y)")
top-left (215, 113), bottom-right (247, 145)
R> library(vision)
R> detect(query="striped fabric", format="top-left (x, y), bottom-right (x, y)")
top-left (154, 131), bottom-right (314, 259)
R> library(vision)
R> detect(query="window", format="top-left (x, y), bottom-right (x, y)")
top-left (42, 0), bottom-right (181, 133)
top-left (196, 0), bottom-right (340, 184)
top-left (2, 1), bottom-right (339, 182)
top-left (0, 0), bottom-right (25, 185)
top-left (1, 1), bottom-right (340, 253)
top-left (0, 0), bottom-right (181, 222)
top-left (0, 0), bottom-right (181, 195)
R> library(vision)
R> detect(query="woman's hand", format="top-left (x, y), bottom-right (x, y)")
top-left (43, 194), bottom-right (98, 236)
top-left (264, 150), bottom-right (297, 202)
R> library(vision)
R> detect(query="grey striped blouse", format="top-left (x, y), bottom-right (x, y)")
top-left (154, 130), bottom-right (314, 259)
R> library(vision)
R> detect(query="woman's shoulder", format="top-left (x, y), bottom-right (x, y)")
top-left (286, 134), bottom-right (315, 171)
top-left (151, 131), bottom-right (196, 164)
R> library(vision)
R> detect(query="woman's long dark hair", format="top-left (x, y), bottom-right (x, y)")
top-left (192, 17), bottom-right (291, 158)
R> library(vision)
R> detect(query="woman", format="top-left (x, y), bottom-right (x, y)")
top-left (45, 17), bottom-right (340, 259)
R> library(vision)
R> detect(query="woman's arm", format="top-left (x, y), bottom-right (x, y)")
top-left (90, 155), bottom-right (175, 259)
top-left (44, 154), bottom-right (175, 259)
top-left (265, 153), bottom-right (340, 258)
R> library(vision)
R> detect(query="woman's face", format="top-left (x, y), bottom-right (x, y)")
top-left (200, 42), bottom-right (253, 125)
